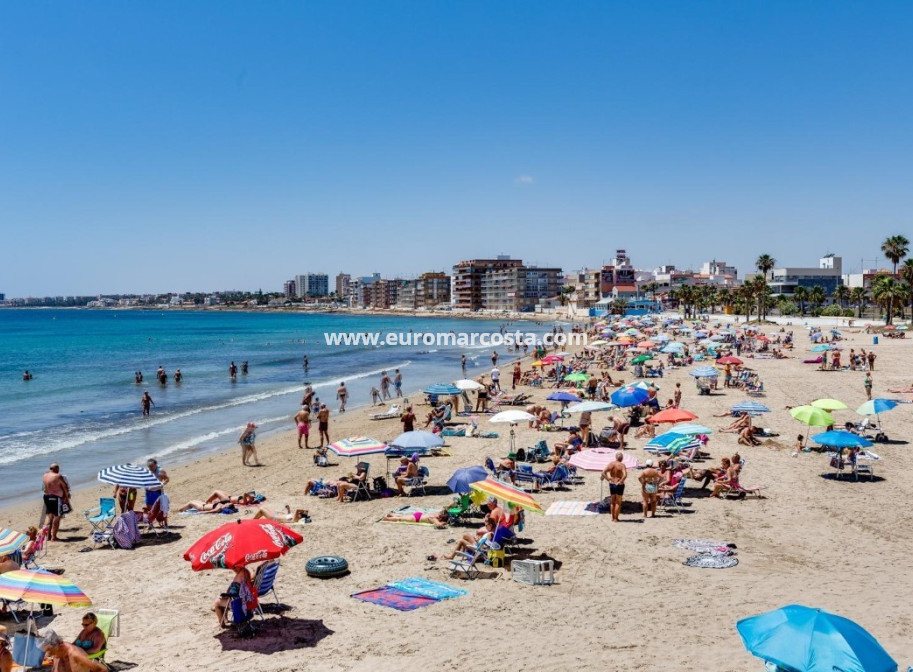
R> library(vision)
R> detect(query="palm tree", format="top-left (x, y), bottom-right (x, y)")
top-left (900, 259), bottom-right (913, 316)
top-left (755, 254), bottom-right (776, 320)
top-left (882, 235), bottom-right (910, 275)
top-left (793, 286), bottom-right (808, 316)
top-left (850, 287), bottom-right (867, 319)
top-left (871, 275), bottom-right (904, 325)
top-left (677, 286), bottom-right (695, 319)
top-left (833, 285), bottom-right (850, 310)
top-left (808, 285), bottom-right (826, 313)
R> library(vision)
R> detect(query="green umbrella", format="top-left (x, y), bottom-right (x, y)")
top-left (631, 355), bottom-right (653, 365)
top-left (789, 405), bottom-right (834, 427)
top-left (563, 372), bottom-right (589, 382)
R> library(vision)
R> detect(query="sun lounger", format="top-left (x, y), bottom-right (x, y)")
top-left (370, 405), bottom-right (401, 420)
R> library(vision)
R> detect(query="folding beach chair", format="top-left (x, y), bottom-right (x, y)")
top-left (348, 463), bottom-right (372, 501)
top-left (659, 478), bottom-right (688, 513)
top-left (446, 493), bottom-right (474, 522)
top-left (448, 538), bottom-right (490, 580)
top-left (21, 526), bottom-right (49, 570)
top-left (87, 609), bottom-right (119, 664)
top-left (84, 498), bottom-right (116, 533)
top-left (407, 466), bottom-right (429, 497)
top-left (253, 560), bottom-right (281, 617)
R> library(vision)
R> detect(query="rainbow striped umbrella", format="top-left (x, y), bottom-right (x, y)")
top-left (0, 569), bottom-right (91, 607)
top-left (469, 478), bottom-right (544, 514)
top-left (0, 528), bottom-right (28, 555)
top-left (327, 436), bottom-right (387, 458)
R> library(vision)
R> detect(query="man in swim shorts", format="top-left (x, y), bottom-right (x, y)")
top-left (42, 463), bottom-right (69, 541)
top-left (294, 405), bottom-right (311, 449)
top-left (601, 451), bottom-right (627, 523)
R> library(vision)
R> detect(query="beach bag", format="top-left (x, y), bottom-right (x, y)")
top-left (373, 476), bottom-right (387, 492)
top-left (829, 457), bottom-right (845, 470)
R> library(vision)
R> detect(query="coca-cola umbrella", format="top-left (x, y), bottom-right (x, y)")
top-left (184, 519), bottom-right (304, 571)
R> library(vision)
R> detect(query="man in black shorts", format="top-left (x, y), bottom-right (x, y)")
top-left (42, 463), bottom-right (69, 541)
top-left (601, 452), bottom-right (627, 523)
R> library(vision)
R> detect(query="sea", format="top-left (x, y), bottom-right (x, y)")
top-left (0, 309), bottom-right (560, 506)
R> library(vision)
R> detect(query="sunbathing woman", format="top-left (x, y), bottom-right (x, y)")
top-left (251, 505), bottom-right (309, 523)
top-left (720, 412), bottom-right (750, 433)
top-left (177, 491), bottom-right (261, 513)
top-left (441, 519), bottom-right (495, 559)
top-left (382, 508), bottom-right (449, 528)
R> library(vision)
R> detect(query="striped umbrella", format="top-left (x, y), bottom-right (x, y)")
top-left (690, 366), bottom-right (719, 378)
top-left (423, 383), bottom-right (462, 395)
top-left (469, 478), bottom-right (544, 514)
top-left (0, 528), bottom-right (28, 556)
top-left (569, 448), bottom-right (638, 471)
top-left (327, 436), bottom-right (387, 458)
top-left (665, 423), bottom-right (713, 435)
top-left (98, 463), bottom-right (162, 489)
top-left (731, 401), bottom-right (771, 414)
top-left (0, 569), bottom-right (91, 607)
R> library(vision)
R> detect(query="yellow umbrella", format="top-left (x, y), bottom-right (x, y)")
top-left (530, 360), bottom-right (544, 367)
top-left (790, 405), bottom-right (834, 427)
top-left (811, 398), bottom-right (847, 412)
top-left (469, 478), bottom-right (544, 514)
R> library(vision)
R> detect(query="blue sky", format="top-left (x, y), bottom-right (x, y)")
top-left (2, 2), bottom-right (912, 296)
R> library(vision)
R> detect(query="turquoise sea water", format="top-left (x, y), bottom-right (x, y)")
top-left (0, 309), bottom-right (557, 505)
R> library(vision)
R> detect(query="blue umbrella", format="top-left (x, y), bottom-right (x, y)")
top-left (98, 464), bottom-right (163, 489)
top-left (731, 401), bottom-right (771, 414)
top-left (424, 383), bottom-right (462, 396)
top-left (610, 386), bottom-right (649, 407)
top-left (690, 366), bottom-right (719, 378)
top-left (737, 604), bottom-right (897, 672)
top-left (813, 431), bottom-right (874, 449)
top-left (447, 466), bottom-right (488, 494)
top-left (388, 430), bottom-right (444, 450)
top-left (644, 432), bottom-right (700, 453)
top-left (547, 391), bottom-right (583, 403)
top-left (666, 423), bottom-right (712, 435)
top-left (856, 399), bottom-right (900, 416)
top-left (661, 343), bottom-right (684, 353)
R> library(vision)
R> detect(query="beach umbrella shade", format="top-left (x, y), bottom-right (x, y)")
top-left (811, 398), bottom-right (848, 412)
top-left (447, 466), bottom-right (489, 494)
top-left (830, 329), bottom-right (842, 335)
top-left (587, 339), bottom-right (608, 347)
top-left (569, 448), bottom-right (638, 471)
top-left (666, 423), bottom-right (712, 436)
top-left (563, 372), bottom-right (589, 382)
top-left (566, 401), bottom-right (616, 413)
top-left (790, 406), bottom-right (835, 427)
top-left (389, 431), bottom-right (444, 450)
top-left (97, 463), bottom-right (163, 489)
top-left (454, 379), bottom-right (484, 391)
top-left (530, 360), bottom-right (544, 367)
top-left (0, 528), bottom-right (28, 556)
top-left (648, 408), bottom-right (698, 424)
top-left (423, 383), bottom-right (462, 396)
top-left (730, 401), bottom-right (771, 414)
top-left (661, 343), bottom-right (685, 353)
top-left (541, 355), bottom-right (564, 364)
top-left (637, 340), bottom-right (657, 349)
top-left (655, 334), bottom-right (671, 342)
top-left (547, 391), bottom-right (583, 403)
top-left (611, 386), bottom-right (649, 407)
top-left (0, 570), bottom-right (91, 607)
top-left (645, 433), bottom-right (699, 455)
top-left (717, 356), bottom-right (743, 365)
top-left (737, 604), bottom-right (897, 672)
top-left (811, 344), bottom-right (833, 352)
top-left (489, 410), bottom-right (537, 425)
top-left (553, 351), bottom-right (572, 357)
top-left (630, 355), bottom-right (653, 365)
top-left (856, 399), bottom-right (900, 417)
top-left (812, 431), bottom-right (874, 449)
top-left (690, 366), bottom-right (719, 378)
top-left (184, 519), bottom-right (304, 571)
top-left (327, 436), bottom-right (387, 458)
top-left (469, 478), bottom-right (543, 514)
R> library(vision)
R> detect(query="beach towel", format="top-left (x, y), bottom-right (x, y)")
top-left (672, 539), bottom-right (734, 554)
top-left (386, 577), bottom-right (467, 600)
top-left (545, 501), bottom-right (600, 516)
top-left (380, 505), bottom-right (442, 526)
top-left (683, 554), bottom-right (739, 569)
top-left (351, 587), bottom-right (439, 611)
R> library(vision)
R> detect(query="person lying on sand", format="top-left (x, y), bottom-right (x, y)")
top-left (719, 412), bottom-right (750, 433)
top-left (252, 505), bottom-right (309, 523)
top-left (177, 491), bottom-right (262, 513)
top-left (382, 509), bottom-right (449, 528)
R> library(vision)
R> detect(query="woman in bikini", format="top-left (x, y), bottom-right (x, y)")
top-left (177, 491), bottom-right (262, 513)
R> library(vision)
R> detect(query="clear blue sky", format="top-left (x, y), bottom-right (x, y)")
top-left (2, 2), bottom-right (912, 296)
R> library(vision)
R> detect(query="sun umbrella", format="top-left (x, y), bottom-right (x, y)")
top-left (454, 379), bottom-right (484, 391)
top-left (587, 339), bottom-right (608, 347)
top-left (730, 401), bottom-right (771, 414)
top-left (645, 433), bottom-right (700, 455)
top-left (563, 372), bottom-right (589, 382)
top-left (566, 401), bottom-right (616, 413)
top-left (813, 431), bottom-right (874, 449)
top-left (569, 448), bottom-right (638, 471)
top-left (447, 466), bottom-right (489, 494)
top-left (690, 366), bottom-right (719, 378)
top-left (648, 408), bottom-right (698, 424)
top-left (630, 355), bottom-right (653, 365)
top-left (661, 342), bottom-right (685, 353)
top-left (811, 344), bottom-right (834, 352)
top-left (0, 570), bottom-right (91, 607)
top-left (666, 423), bottom-right (712, 435)
top-left (611, 386), bottom-right (649, 407)
top-left (856, 399), bottom-right (900, 417)
top-left (547, 391), bottom-right (583, 403)
top-left (184, 519), bottom-right (304, 571)
top-left (530, 360), bottom-right (544, 367)
top-left (811, 398), bottom-right (848, 412)
top-left (490, 410), bottom-right (536, 425)
top-left (97, 463), bottom-right (162, 489)
top-left (541, 355), bottom-right (564, 364)
top-left (327, 436), bottom-right (387, 458)
top-left (637, 340), bottom-right (657, 349)
top-left (0, 528), bottom-right (28, 556)
top-left (389, 431), bottom-right (444, 450)
top-left (790, 406), bottom-right (835, 427)
top-left (737, 604), bottom-right (897, 672)
top-left (469, 478), bottom-right (543, 514)
top-left (717, 356), bottom-right (742, 365)
top-left (424, 383), bottom-right (462, 396)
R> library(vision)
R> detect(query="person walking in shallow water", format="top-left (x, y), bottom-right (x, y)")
top-left (141, 391), bottom-right (155, 416)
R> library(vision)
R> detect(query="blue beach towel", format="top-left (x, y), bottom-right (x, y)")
top-left (386, 577), bottom-right (467, 600)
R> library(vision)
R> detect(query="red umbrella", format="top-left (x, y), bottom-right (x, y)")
top-left (541, 355), bottom-right (564, 364)
top-left (717, 356), bottom-right (743, 365)
top-left (648, 408), bottom-right (699, 424)
top-left (184, 519), bottom-right (303, 571)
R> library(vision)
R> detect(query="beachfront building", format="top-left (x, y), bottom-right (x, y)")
top-left (843, 267), bottom-right (899, 289)
top-left (700, 260), bottom-right (738, 280)
top-left (283, 280), bottom-right (296, 299)
top-left (395, 272), bottom-right (451, 310)
top-left (480, 265), bottom-right (562, 312)
top-left (335, 273), bottom-right (351, 299)
top-left (293, 273), bottom-right (330, 298)
top-left (451, 256), bottom-right (523, 310)
top-left (566, 268), bottom-right (602, 312)
top-left (765, 254), bottom-right (843, 297)
top-left (365, 278), bottom-right (399, 309)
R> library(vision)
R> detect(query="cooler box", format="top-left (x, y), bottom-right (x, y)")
top-left (511, 559), bottom-right (555, 585)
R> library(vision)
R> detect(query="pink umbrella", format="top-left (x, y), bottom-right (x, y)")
top-left (569, 448), bottom-right (639, 471)
top-left (541, 355), bottom-right (564, 364)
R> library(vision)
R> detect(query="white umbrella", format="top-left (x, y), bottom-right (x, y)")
top-left (490, 410), bottom-right (536, 453)
top-left (454, 379), bottom-right (484, 391)
top-left (566, 401), bottom-right (616, 413)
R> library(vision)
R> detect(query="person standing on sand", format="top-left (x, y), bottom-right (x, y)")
top-left (601, 452), bottom-right (627, 523)
top-left (337, 382), bottom-right (348, 413)
top-left (42, 463), bottom-right (69, 541)
top-left (317, 404), bottom-right (330, 447)
top-left (867, 351), bottom-right (876, 371)
top-left (401, 406), bottom-right (416, 432)
top-left (238, 423), bottom-right (260, 466)
top-left (639, 459), bottom-right (660, 518)
top-left (380, 371), bottom-right (392, 400)
top-left (864, 373), bottom-right (873, 400)
top-left (461, 354), bottom-right (467, 376)
top-left (294, 405), bottom-right (311, 449)
top-left (394, 369), bottom-right (403, 397)
top-left (673, 382), bottom-right (682, 408)
top-left (490, 366), bottom-right (501, 392)
top-left (141, 391), bottom-right (154, 416)
top-left (512, 362), bottom-right (521, 390)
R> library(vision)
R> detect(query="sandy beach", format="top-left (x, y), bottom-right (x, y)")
top-left (2, 319), bottom-right (912, 672)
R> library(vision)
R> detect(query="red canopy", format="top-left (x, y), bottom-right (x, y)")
top-left (184, 519), bottom-right (303, 571)
top-left (717, 356), bottom-right (743, 365)
top-left (648, 408), bottom-right (698, 424)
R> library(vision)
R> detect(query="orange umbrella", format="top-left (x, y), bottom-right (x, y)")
top-left (638, 340), bottom-right (657, 349)
top-left (648, 408), bottom-right (698, 424)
